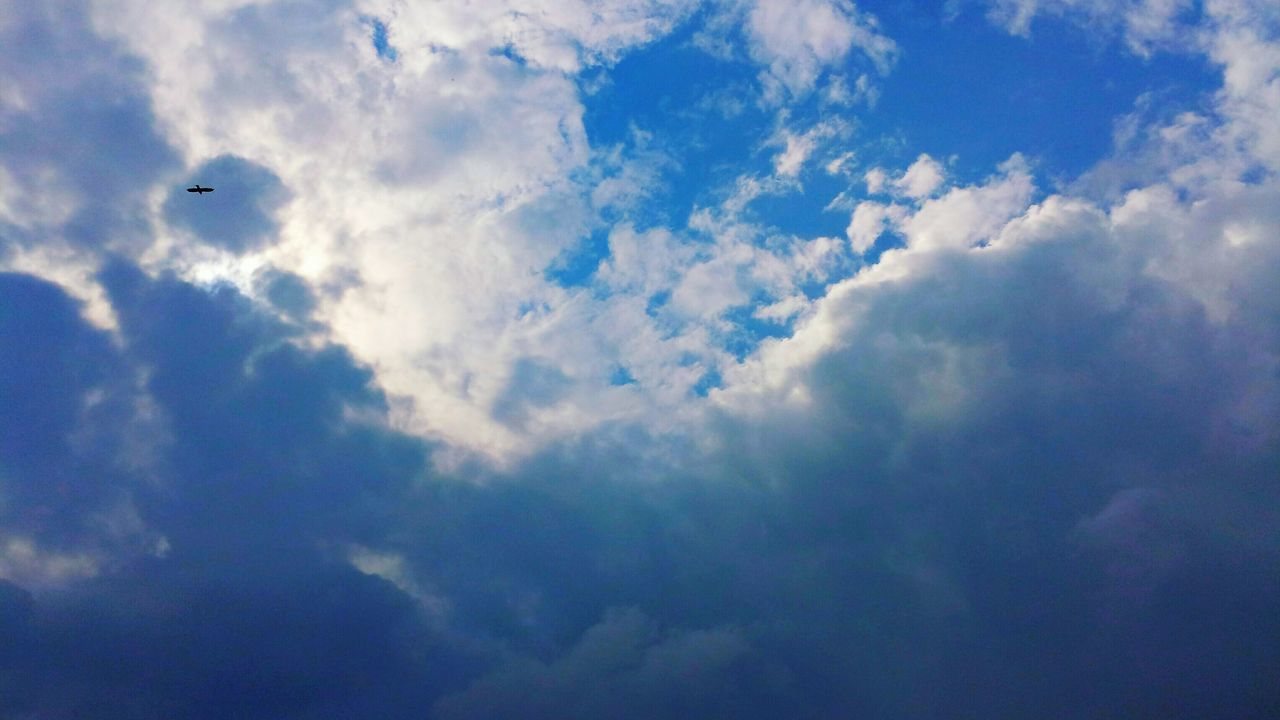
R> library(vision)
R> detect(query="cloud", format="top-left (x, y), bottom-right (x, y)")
top-left (0, 272), bottom-right (158, 583)
top-left (894, 154), bottom-right (946, 199)
top-left (0, 263), bottom-right (486, 716)
top-left (435, 608), bottom-right (768, 720)
top-left (163, 155), bottom-right (290, 254)
top-left (895, 155), bottom-right (1034, 251)
top-left (378, 0), bottom-right (699, 73)
top-left (860, 154), bottom-right (946, 201)
top-left (770, 119), bottom-right (849, 177)
top-left (846, 200), bottom-right (905, 253)
top-left (255, 267), bottom-right (318, 321)
top-left (864, 166), bottom-right (888, 193)
top-left (2, 0), bottom-right (1280, 717)
top-left (491, 358), bottom-right (574, 429)
top-left (0, 1), bottom-right (179, 250)
top-left (773, 132), bottom-right (817, 177)
top-left (716, 167), bottom-right (1280, 719)
top-left (3, 563), bottom-right (473, 719)
top-left (984, 0), bottom-right (1198, 54)
top-left (744, 0), bottom-right (897, 103)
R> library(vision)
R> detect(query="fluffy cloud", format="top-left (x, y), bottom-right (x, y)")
top-left (893, 153), bottom-right (946, 199)
top-left (846, 200), bottom-right (904, 253)
top-left (745, 0), bottom-right (897, 102)
top-left (36, 0), bottom-right (699, 460)
top-left (770, 118), bottom-right (850, 177)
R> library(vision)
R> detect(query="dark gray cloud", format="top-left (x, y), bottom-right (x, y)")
top-left (3, 186), bottom-right (1280, 717)
top-left (0, 267), bottom-right (477, 717)
top-left (0, 272), bottom-right (144, 560)
top-left (381, 183), bottom-right (1280, 719)
top-left (163, 155), bottom-right (290, 253)
top-left (694, 192), bottom-right (1280, 716)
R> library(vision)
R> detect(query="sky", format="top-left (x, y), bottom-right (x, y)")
top-left (1, 0), bottom-right (1278, 717)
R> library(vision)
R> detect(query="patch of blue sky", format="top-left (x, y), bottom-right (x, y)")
top-left (692, 366), bottom-right (723, 397)
top-left (645, 290), bottom-right (672, 317)
top-left (718, 303), bottom-right (795, 362)
top-left (545, 227), bottom-right (612, 288)
top-left (860, 228), bottom-right (908, 267)
top-left (490, 44), bottom-right (528, 66)
top-left (361, 16), bottom-right (397, 62)
top-left (609, 365), bottom-right (637, 386)
top-left (1240, 164), bottom-right (1269, 185)
top-left (861, 2), bottom-right (1220, 187)
top-left (749, 182), bottom-right (859, 240)
top-left (580, 1), bottom-right (1220, 224)
top-left (581, 17), bottom-right (773, 213)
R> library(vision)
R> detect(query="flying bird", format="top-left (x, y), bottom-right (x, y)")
top-left (186, 184), bottom-right (214, 194)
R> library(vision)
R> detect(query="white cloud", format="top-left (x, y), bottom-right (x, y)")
top-left (754, 293), bottom-right (809, 322)
top-left (745, 0), bottom-right (897, 103)
top-left (846, 200), bottom-right (905, 253)
top-left (984, 0), bottom-right (1197, 54)
top-left (862, 155), bottom-right (946, 202)
top-left (349, 544), bottom-right (450, 617)
top-left (893, 154), bottom-right (946, 199)
top-left (590, 131), bottom-right (676, 213)
top-left (773, 132), bottom-right (818, 177)
top-left (896, 155), bottom-right (1034, 252)
top-left (725, 0), bottom-right (1280, 407)
top-left (60, 0), bottom-right (710, 462)
top-left (825, 151), bottom-right (856, 176)
top-left (362, 0), bottom-right (699, 73)
top-left (599, 224), bottom-right (694, 294)
top-left (770, 118), bottom-right (849, 177)
top-left (864, 167), bottom-right (888, 194)
top-left (0, 536), bottom-right (99, 589)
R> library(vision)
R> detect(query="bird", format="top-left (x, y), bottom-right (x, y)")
top-left (186, 184), bottom-right (214, 194)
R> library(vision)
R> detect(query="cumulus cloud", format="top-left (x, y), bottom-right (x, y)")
top-left (861, 154), bottom-right (946, 200)
top-left (770, 118), bottom-right (849, 177)
top-left (893, 153), bottom-right (946, 198)
top-left (375, 0), bottom-right (699, 73)
top-left (846, 200), bottom-right (905, 253)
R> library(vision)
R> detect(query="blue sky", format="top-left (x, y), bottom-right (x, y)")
top-left (2, 0), bottom-right (1279, 717)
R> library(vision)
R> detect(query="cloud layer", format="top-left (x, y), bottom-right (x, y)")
top-left (2, 0), bottom-right (1279, 717)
